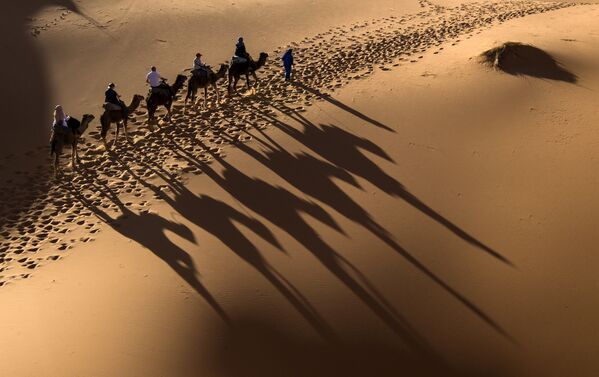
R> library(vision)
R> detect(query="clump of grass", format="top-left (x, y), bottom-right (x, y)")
top-left (479, 42), bottom-right (577, 83)
top-left (480, 42), bottom-right (526, 70)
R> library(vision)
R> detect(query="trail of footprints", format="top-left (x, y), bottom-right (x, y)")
top-left (29, 8), bottom-right (74, 37)
top-left (0, 1), bottom-right (583, 287)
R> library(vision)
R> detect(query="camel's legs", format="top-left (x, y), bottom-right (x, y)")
top-left (71, 144), bottom-right (76, 169)
top-left (53, 153), bottom-right (60, 177)
top-left (123, 121), bottom-right (129, 142)
top-left (184, 90), bottom-right (192, 112)
top-left (147, 106), bottom-right (155, 128)
top-left (165, 104), bottom-right (172, 123)
top-left (115, 122), bottom-right (120, 146)
top-left (204, 86), bottom-right (208, 109)
top-left (213, 83), bottom-right (220, 105)
top-left (245, 72), bottom-right (251, 89)
top-left (187, 89), bottom-right (196, 112)
top-left (74, 142), bottom-right (81, 164)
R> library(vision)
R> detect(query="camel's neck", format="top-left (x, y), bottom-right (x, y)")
top-left (172, 80), bottom-right (184, 94)
top-left (254, 57), bottom-right (267, 69)
top-left (79, 119), bottom-right (91, 134)
top-left (128, 98), bottom-right (142, 113)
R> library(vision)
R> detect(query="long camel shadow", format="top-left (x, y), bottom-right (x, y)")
top-left (64, 168), bottom-right (229, 323)
top-left (291, 82), bottom-right (395, 132)
top-left (102, 126), bottom-right (448, 361)
top-left (251, 99), bottom-right (512, 266)
top-left (106, 150), bottom-right (337, 340)
top-left (218, 126), bottom-right (512, 340)
top-left (175, 141), bottom-right (443, 360)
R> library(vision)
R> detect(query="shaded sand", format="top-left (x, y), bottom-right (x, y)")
top-left (1, 0), bottom-right (599, 376)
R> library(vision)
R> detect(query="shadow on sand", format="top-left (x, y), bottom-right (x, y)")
top-left (65, 168), bottom-right (230, 323)
top-left (481, 42), bottom-right (578, 83)
top-left (206, 316), bottom-right (463, 377)
top-left (292, 82), bottom-right (395, 131)
top-left (65, 79), bottom-right (513, 364)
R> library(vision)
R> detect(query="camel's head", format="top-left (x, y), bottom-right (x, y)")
top-left (175, 74), bottom-right (188, 84)
top-left (259, 52), bottom-right (269, 61)
top-left (79, 113), bottom-right (95, 135)
top-left (218, 63), bottom-right (228, 76)
top-left (133, 94), bottom-right (145, 102)
top-left (82, 114), bottom-right (95, 123)
top-left (173, 74), bottom-right (188, 93)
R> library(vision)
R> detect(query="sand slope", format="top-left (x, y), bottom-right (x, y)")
top-left (1, 1), bottom-right (599, 376)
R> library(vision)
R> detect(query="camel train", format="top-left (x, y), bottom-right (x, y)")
top-left (51, 50), bottom-right (269, 174)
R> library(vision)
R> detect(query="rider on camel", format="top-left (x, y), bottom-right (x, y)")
top-left (233, 37), bottom-right (251, 65)
top-left (53, 105), bottom-right (68, 130)
top-left (104, 83), bottom-right (127, 117)
top-left (146, 66), bottom-right (169, 96)
top-left (192, 52), bottom-right (209, 77)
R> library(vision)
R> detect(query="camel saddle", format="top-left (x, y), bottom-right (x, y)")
top-left (49, 122), bottom-right (77, 155)
top-left (231, 55), bottom-right (248, 65)
top-left (192, 67), bottom-right (211, 77)
top-left (149, 85), bottom-right (171, 97)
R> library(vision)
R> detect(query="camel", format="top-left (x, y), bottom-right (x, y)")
top-left (49, 114), bottom-right (95, 175)
top-left (100, 94), bottom-right (144, 149)
top-left (228, 52), bottom-right (269, 94)
top-left (146, 74), bottom-right (187, 125)
top-left (185, 64), bottom-right (228, 109)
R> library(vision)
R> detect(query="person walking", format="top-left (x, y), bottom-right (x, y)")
top-left (282, 48), bottom-right (294, 81)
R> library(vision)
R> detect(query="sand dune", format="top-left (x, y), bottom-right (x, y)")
top-left (1, 0), bottom-right (599, 376)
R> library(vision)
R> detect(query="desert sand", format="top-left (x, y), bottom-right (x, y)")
top-left (1, 0), bottom-right (599, 376)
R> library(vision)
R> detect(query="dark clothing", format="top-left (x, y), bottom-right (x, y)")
top-left (151, 84), bottom-right (171, 97)
top-left (66, 116), bottom-right (81, 131)
top-left (282, 50), bottom-right (294, 80)
top-left (235, 41), bottom-right (247, 58)
top-left (282, 50), bottom-right (293, 66)
top-left (105, 88), bottom-right (119, 105)
top-left (192, 67), bottom-right (209, 78)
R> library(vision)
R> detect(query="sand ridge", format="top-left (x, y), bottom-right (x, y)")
top-left (0, 0), bottom-right (585, 288)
